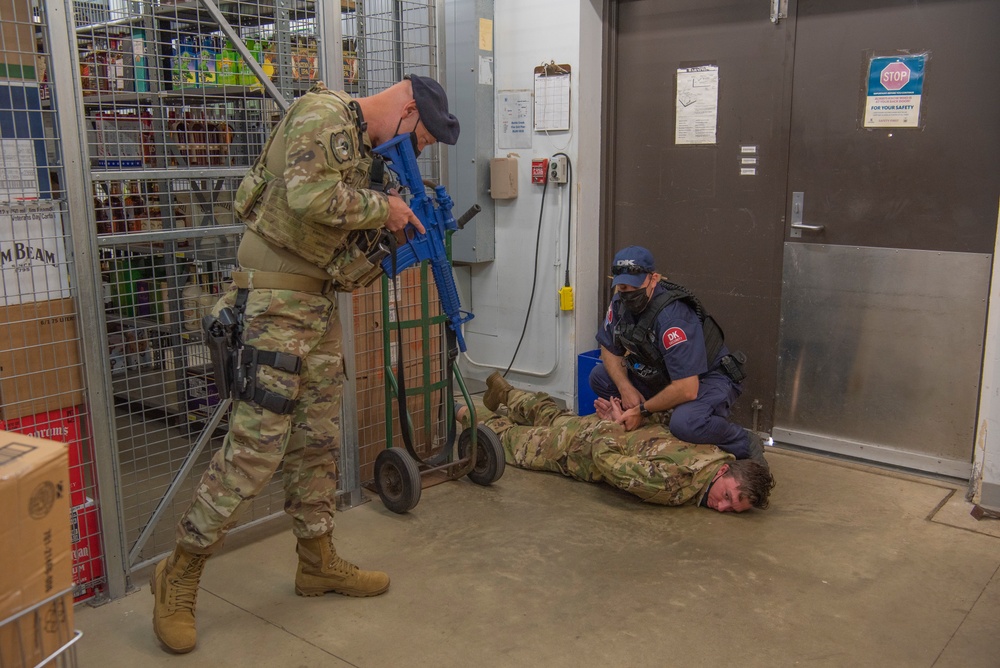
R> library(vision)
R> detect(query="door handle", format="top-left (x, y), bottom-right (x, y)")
top-left (790, 192), bottom-right (824, 238)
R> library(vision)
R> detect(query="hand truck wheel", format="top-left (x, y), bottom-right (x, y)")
top-left (374, 448), bottom-right (422, 513)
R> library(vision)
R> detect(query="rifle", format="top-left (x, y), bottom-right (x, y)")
top-left (372, 134), bottom-right (480, 352)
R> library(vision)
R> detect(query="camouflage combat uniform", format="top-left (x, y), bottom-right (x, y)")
top-left (177, 83), bottom-right (389, 553)
top-left (486, 389), bottom-right (734, 506)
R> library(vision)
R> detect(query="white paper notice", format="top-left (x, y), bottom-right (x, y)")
top-left (499, 90), bottom-right (532, 149)
top-left (675, 65), bottom-right (719, 145)
top-left (534, 72), bottom-right (570, 132)
top-left (0, 139), bottom-right (39, 201)
top-left (478, 56), bottom-right (494, 86)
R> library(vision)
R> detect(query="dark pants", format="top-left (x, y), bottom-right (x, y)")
top-left (588, 364), bottom-right (749, 459)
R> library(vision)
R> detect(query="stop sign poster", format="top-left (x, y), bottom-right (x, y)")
top-left (864, 54), bottom-right (927, 128)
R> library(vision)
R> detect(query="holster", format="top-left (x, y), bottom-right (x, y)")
top-left (202, 308), bottom-right (240, 400)
top-left (720, 351), bottom-right (748, 383)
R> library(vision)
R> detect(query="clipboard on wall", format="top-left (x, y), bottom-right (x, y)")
top-left (533, 62), bottom-right (571, 132)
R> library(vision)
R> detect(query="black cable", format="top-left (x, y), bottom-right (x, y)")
top-left (551, 152), bottom-right (573, 287)
top-left (503, 176), bottom-right (548, 377)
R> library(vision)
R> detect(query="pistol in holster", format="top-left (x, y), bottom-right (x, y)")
top-left (202, 307), bottom-right (240, 400)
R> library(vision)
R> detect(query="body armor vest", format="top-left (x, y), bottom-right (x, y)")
top-left (232, 87), bottom-right (387, 290)
top-left (614, 280), bottom-right (726, 385)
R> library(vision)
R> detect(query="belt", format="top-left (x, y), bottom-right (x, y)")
top-left (231, 270), bottom-right (330, 293)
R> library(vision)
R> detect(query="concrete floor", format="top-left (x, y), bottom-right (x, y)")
top-left (74, 447), bottom-right (1000, 668)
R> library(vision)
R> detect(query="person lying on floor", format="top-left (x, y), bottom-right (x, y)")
top-left (460, 372), bottom-right (775, 513)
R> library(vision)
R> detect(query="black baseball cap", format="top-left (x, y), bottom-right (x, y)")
top-left (405, 74), bottom-right (460, 145)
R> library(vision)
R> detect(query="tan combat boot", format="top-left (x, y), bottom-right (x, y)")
top-left (483, 371), bottom-right (513, 412)
top-left (295, 534), bottom-right (390, 597)
top-left (150, 545), bottom-right (209, 653)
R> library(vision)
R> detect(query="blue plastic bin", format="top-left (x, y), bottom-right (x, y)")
top-left (577, 349), bottom-right (603, 415)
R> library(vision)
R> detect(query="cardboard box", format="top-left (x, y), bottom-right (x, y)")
top-left (0, 592), bottom-right (74, 668)
top-left (0, 298), bottom-right (85, 421)
top-left (0, 0), bottom-right (37, 82)
top-left (70, 498), bottom-right (104, 603)
top-left (0, 406), bottom-right (87, 507)
top-left (0, 429), bottom-right (74, 667)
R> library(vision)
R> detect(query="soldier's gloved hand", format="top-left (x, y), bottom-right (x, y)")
top-left (386, 193), bottom-right (426, 236)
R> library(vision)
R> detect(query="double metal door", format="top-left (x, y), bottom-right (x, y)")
top-left (609, 0), bottom-right (1000, 476)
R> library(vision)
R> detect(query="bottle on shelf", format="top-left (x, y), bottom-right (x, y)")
top-left (182, 263), bottom-right (212, 332)
top-left (94, 184), bottom-right (112, 235)
top-left (108, 181), bottom-right (126, 234)
top-left (124, 181), bottom-right (147, 233)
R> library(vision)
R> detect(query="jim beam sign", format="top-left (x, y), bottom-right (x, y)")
top-left (0, 202), bottom-right (71, 305)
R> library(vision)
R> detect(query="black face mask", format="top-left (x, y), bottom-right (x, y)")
top-left (619, 288), bottom-right (651, 315)
top-left (394, 116), bottom-right (422, 157)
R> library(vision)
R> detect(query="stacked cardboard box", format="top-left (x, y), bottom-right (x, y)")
top-left (0, 430), bottom-right (75, 667)
top-left (0, 298), bottom-right (85, 422)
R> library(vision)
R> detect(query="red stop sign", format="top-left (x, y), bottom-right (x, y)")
top-left (880, 62), bottom-right (911, 91)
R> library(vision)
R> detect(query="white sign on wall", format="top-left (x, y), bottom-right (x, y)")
top-left (0, 202), bottom-right (71, 306)
top-left (675, 65), bottom-right (720, 145)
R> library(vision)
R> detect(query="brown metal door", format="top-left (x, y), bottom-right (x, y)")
top-left (606, 0), bottom-right (793, 431)
top-left (774, 0), bottom-right (1000, 476)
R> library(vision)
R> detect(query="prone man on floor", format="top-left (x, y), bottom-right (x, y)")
top-left (465, 372), bottom-right (775, 514)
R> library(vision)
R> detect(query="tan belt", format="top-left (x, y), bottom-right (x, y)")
top-left (231, 270), bottom-right (330, 293)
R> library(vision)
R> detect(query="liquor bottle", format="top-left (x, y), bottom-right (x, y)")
top-left (94, 188), bottom-right (112, 234)
top-left (108, 182), bottom-right (126, 233)
top-left (124, 181), bottom-right (147, 232)
top-left (182, 264), bottom-right (206, 331)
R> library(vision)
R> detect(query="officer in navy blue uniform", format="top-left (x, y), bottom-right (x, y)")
top-left (590, 246), bottom-right (767, 466)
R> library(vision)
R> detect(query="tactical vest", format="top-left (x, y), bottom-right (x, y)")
top-left (232, 85), bottom-right (387, 291)
top-left (614, 280), bottom-right (726, 383)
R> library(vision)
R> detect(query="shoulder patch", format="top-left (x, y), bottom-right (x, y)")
top-left (605, 304), bottom-right (614, 329)
top-left (662, 327), bottom-right (687, 349)
top-left (331, 131), bottom-right (354, 164)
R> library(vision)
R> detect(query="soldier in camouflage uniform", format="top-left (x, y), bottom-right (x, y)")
top-left (476, 372), bottom-right (775, 513)
top-left (151, 75), bottom-right (460, 654)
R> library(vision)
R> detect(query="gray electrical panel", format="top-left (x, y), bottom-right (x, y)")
top-left (445, 0), bottom-right (495, 263)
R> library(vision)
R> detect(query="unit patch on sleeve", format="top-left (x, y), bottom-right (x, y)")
top-left (662, 327), bottom-right (687, 349)
top-left (331, 131), bottom-right (354, 163)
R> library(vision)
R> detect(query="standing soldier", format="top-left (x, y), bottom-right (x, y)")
top-left (151, 75), bottom-right (460, 654)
